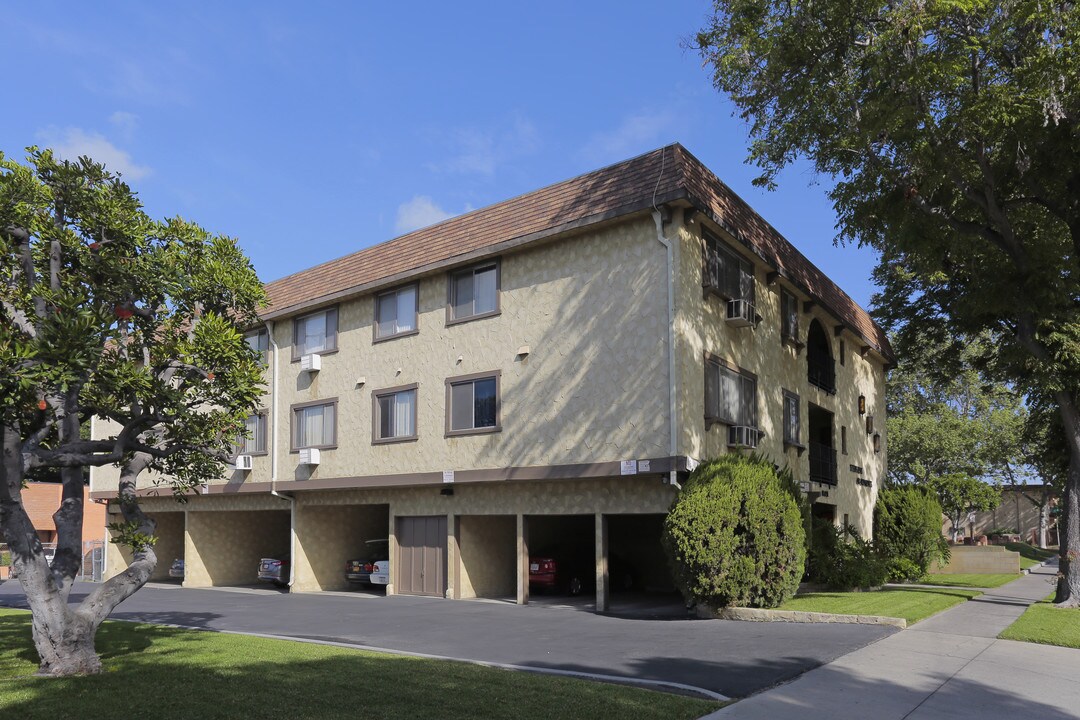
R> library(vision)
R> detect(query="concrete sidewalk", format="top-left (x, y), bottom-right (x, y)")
top-left (708, 561), bottom-right (1080, 719)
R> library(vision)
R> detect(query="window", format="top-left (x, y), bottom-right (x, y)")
top-left (372, 385), bottom-right (418, 443)
top-left (841, 425), bottom-right (848, 455)
top-left (448, 261), bottom-right (499, 324)
top-left (782, 390), bottom-right (801, 447)
top-left (291, 400), bottom-right (337, 450)
top-left (237, 412), bottom-right (267, 455)
top-left (704, 356), bottom-right (757, 428)
top-left (446, 371), bottom-right (501, 435)
top-left (780, 289), bottom-right (800, 345)
top-left (245, 329), bottom-right (269, 364)
top-left (703, 232), bottom-right (755, 305)
top-left (293, 307), bottom-right (338, 358)
top-left (375, 284), bottom-right (418, 341)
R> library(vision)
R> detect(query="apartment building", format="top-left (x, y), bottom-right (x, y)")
top-left (92, 144), bottom-right (892, 611)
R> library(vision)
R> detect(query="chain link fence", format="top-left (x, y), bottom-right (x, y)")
top-left (1, 540), bottom-right (104, 583)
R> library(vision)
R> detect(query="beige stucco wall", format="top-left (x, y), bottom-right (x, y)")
top-left (184, 509), bottom-right (290, 587)
top-left (457, 514), bottom-right (516, 599)
top-left (671, 209), bottom-right (886, 538)
top-left (934, 546), bottom-right (1021, 574)
top-left (293, 503), bottom-right (388, 592)
top-left (104, 509), bottom-right (185, 581)
top-left (944, 489), bottom-right (1057, 545)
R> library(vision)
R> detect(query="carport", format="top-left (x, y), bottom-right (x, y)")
top-left (106, 510), bottom-right (186, 582)
top-left (454, 514), bottom-right (515, 600)
top-left (184, 509), bottom-right (291, 588)
top-left (293, 502), bottom-right (389, 592)
top-left (605, 513), bottom-right (682, 616)
top-left (523, 514), bottom-right (597, 606)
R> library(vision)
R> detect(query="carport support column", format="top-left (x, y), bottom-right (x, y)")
top-left (595, 513), bottom-right (609, 613)
top-left (386, 510), bottom-right (397, 596)
top-left (516, 514), bottom-right (529, 605)
top-left (447, 514), bottom-right (459, 600)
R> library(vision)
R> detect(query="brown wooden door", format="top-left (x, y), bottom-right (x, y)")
top-left (396, 515), bottom-right (447, 597)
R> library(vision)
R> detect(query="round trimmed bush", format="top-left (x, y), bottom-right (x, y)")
top-left (662, 454), bottom-right (806, 609)
top-left (874, 485), bottom-right (950, 581)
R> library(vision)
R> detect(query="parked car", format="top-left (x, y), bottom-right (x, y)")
top-left (529, 550), bottom-right (635, 596)
top-left (345, 539), bottom-right (389, 586)
top-left (369, 557), bottom-right (390, 587)
top-left (257, 555), bottom-right (289, 586)
top-left (168, 558), bottom-right (185, 579)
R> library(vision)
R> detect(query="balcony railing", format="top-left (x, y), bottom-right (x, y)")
top-left (807, 356), bottom-right (836, 394)
top-left (809, 441), bottom-right (838, 486)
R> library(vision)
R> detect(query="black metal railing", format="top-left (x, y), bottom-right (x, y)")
top-left (807, 356), bottom-right (836, 394)
top-left (809, 441), bottom-right (838, 485)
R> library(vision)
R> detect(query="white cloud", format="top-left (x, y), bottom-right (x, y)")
top-left (430, 116), bottom-right (540, 177)
top-left (582, 109), bottom-right (678, 165)
top-left (37, 127), bottom-right (151, 180)
top-left (395, 196), bottom-right (458, 234)
top-left (109, 111), bottom-right (140, 139)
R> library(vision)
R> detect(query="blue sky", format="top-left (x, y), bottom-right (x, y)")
top-left (1, 2), bottom-right (881, 308)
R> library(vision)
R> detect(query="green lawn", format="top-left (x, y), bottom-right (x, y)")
top-left (778, 587), bottom-right (981, 624)
top-left (1004, 542), bottom-right (1056, 571)
top-left (0, 610), bottom-right (720, 720)
top-left (999, 593), bottom-right (1080, 649)
top-left (918, 573), bottom-right (1020, 589)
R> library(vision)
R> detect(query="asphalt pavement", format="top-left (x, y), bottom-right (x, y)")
top-left (0, 579), bottom-right (894, 699)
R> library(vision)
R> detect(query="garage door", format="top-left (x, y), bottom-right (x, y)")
top-left (396, 516), bottom-right (447, 597)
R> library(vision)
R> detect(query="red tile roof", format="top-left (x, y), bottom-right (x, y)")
top-left (264, 144), bottom-right (892, 360)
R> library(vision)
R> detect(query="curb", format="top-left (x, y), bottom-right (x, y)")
top-left (700, 605), bottom-right (907, 629)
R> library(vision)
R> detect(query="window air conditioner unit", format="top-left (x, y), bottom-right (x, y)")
top-left (300, 353), bottom-right (321, 372)
top-left (728, 425), bottom-right (760, 448)
top-left (298, 447), bottom-right (321, 466)
top-left (235, 454), bottom-right (253, 471)
top-left (725, 299), bottom-right (758, 328)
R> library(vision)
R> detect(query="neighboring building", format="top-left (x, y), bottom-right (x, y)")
top-left (91, 144), bottom-right (893, 610)
top-left (20, 482), bottom-right (106, 545)
top-left (944, 485), bottom-right (1058, 547)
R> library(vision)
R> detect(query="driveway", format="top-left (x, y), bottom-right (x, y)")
top-left (0, 580), bottom-right (894, 699)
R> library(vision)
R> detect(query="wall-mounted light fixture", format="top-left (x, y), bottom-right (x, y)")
top-left (866, 415), bottom-right (874, 435)
top-left (873, 432), bottom-right (882, 454)
top-left (858, 395), bottom-right (866, 415)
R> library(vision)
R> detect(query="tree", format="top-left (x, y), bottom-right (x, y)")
top-left (0, 148), bottom-right (265, 675)
top-left (695, 1), bottom-right (1080, 607)
top-left (929, 473), bottom-right (1002, 543)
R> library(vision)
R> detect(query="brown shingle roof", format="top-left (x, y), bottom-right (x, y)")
top-left (264, 144), bottom-right (892, 360)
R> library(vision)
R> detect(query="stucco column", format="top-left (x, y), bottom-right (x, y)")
top-left (386, 509), bottom-right (397, 596)
top-left (447, 513), bottom-right (459, 600)
top-left (516, 514), bottom-right (529, 605)
top-left (595, 513), bottom-right (609, 613)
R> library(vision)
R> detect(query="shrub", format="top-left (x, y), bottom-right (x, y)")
top-left (662, 454), bottom-right (806, 609)
top-left (807, 518), bottom-right (890, 589)
top-left (874, 485), bottom-right (951, 582)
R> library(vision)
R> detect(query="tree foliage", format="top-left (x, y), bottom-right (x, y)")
top-left (695, 0), bottom-right (1080, 606)
top-left (662, 454), bottom-right (806, 609)
top-left (874, 485), bottom-right (950, 581)
top-left (0, 148), bottom-right (265, 674)
top-left (930, 472), bottom-right (1002, 541)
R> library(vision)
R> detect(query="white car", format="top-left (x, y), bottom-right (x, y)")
top-left (369, 559), bottom-right (390, 586)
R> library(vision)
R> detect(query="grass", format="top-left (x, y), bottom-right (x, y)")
top-left (999, 593), bottom-right (1080, 649)
top-left (918, 573), bottom-right (1020, 589)
top-left (778, 587), bottom-right (981, 624)
top-left (1004, 542), bottom-right (1056, 571)
top-left (0, 609), bottom-right (720, 720)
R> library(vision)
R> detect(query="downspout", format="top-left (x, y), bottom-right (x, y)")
top-left (266, 320), bottom-right (295, 588)
top-left (652, 208), bottom-right (680, 490)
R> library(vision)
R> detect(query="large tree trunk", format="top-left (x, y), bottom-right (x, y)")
top-left (2, 426), bottom-right (160, 675)
top-left (1054, 392), bottom-right (1080, 608)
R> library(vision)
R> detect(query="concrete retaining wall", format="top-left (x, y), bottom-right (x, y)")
top-left (935, 546), bottom-right (1020, 575)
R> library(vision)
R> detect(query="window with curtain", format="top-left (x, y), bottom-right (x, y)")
top-left (703, 232), bottom-right (755, 304)
top-left (237, 413), bottom-right (267, 454)
top-left (245, 329), bottom-right (269, 364)
top-left (375, 285), bottom-right (418, 340)
top-left (704, 357), bottom-right (756, 428)
top-left (374, 386), bottom-right (418, 442)
top-left (449, 262), bottom-right (499, 322)
top-left (294, 308), bottom-right (338, 357)
top-left (780, 289), bottom-right (799, 343)
top-left (292, 402), bottom-right (336, 449)
top-left (447, 373), bottom-right (500, 434)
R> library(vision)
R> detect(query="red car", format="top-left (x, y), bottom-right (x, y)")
top-left (529, 552), bottom-right (635, 597)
